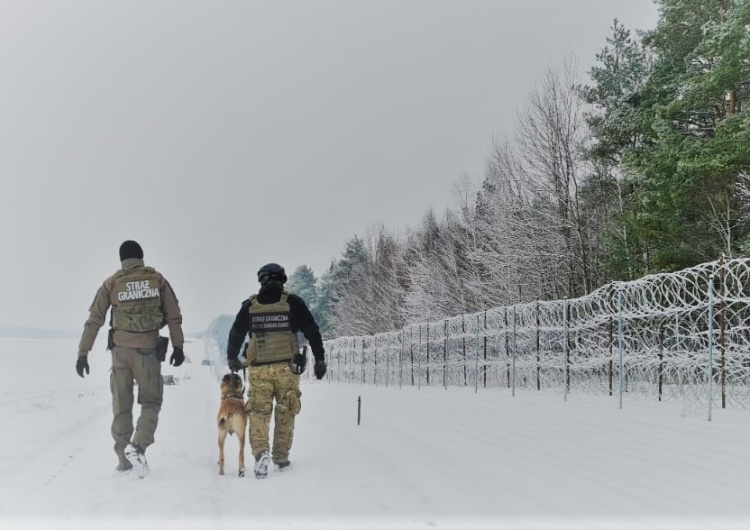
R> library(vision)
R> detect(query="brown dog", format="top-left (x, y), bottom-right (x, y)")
top-left (218, 373), bottom-right (247, 477)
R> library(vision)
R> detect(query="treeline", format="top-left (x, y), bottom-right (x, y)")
top-left (226, 0), bottom-right (750, 341)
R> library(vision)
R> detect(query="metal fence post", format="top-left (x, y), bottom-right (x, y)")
top-left (536, 301), bottom-right (541, 391)
top-left (418, 325), bottom-right (422, 390)
top-left (564, 299), bottom-right (569, 402)
top-left (475, 312), bottom-right (480, 394)
top-left (361, 337), bottom-right (365, 385)
top-left (617, 287), bottom-right (624, 410)
top-left (512, 305), bottom-right (517, 397)
top-left (708, 273), bottom-right (716, 422)
top-left (444, 319), bottom-right (448, 391)
top-left (719, 254), bottom-right (726, 409)
top-left (399, 329), bottom-right (403, 389)
top-left (483, 309), bottom-right (488, 389)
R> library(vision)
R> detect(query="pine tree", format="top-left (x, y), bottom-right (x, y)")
top-left (315, 263), bottom-right (336, 338)
top-left (286, 264), bottom-right (320, 320)
top-left (326, 236), bottom-right (369, 336)
top-left (580, 19), bottom-right (651, 164)
top-left (626, 0), bottom-right (750, 269)
top-left (583, 1), bottom-right (750, 273)
top-left (579, 19), bottom-right (652, 280)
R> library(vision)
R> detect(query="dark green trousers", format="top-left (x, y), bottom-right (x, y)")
top-left (110, 345), bottom-right (163, 454)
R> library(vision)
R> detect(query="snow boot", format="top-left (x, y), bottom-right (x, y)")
top-left (124, 443), bottom-right (149, 478)
top-left (254, 450), bottom-right (270, 479)
top-left (115, 445), bottom-right (133, 472)
top-left (115, 458), bottom-right (133, 473)
top-left (275, 460), bottom-right (291, 472)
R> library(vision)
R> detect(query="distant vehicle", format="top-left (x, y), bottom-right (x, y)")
top-left (201, 359), bottom-right (214, 366)
top-left (162, 375), bottom-right (177, 385)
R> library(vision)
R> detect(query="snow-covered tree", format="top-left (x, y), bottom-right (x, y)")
top-left (286, 264), bottom-right (323, 331)
top-left (207, 314), bottom-right (235, 360)
top-left (329, 226), bottom-right (408, 335)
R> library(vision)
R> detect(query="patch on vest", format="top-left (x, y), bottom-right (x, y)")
top-left (251, 312), bottom-right (291, 332)
top-left (117, 280), bottom-right (160, 302)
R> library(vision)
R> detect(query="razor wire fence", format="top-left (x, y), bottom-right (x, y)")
top-left (322, 256), bottom-right (750, 415)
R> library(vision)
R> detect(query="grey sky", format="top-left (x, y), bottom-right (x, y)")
top-left (0, 0), bottom-right (658, 334)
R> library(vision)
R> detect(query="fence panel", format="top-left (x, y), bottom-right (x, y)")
top-left (323, 257), bottom-right (750, 413)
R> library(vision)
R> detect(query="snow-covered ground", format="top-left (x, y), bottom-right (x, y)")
top-left (2, 336), bottom-right (750, 530)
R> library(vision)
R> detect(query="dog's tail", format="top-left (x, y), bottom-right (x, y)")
top-left (218, 415), bottom-right (236, 435)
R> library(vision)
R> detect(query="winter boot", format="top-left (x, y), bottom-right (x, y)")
top-left (254, 450), bottom-right (270, 479)
top-left (124, 443), bottom-right (149, 478)
top-left (115, 445), bottom-right (133, 472)
top-left (115, 456), bottom-right (133, 473)
top-left (275, 460), bottom-right (291, 472)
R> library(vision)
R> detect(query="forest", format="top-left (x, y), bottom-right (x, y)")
top-left (211, 0), bottom-right (750, 341)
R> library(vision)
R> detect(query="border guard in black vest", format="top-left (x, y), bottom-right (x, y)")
top-left (226, 263), bottom-right (326, 479)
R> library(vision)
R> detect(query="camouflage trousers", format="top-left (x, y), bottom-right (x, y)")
top-left (110, 345), bottom-right (163, 456)
top-left (246, 363), bottom-right (301, 464)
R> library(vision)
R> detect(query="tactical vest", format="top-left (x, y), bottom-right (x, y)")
top-left (112, 266), bottom-right (164, 333)
top-left (247, 292), bottom-right (298, 365)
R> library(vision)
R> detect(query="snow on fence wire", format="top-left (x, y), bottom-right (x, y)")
top-left (322, 257), bottom-right (750, 415)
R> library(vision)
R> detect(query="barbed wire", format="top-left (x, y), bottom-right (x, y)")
top-left (323, 256), bottom-right (750, 416)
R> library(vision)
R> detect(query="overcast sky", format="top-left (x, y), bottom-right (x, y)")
top-left (0, 0), bottom-right (658, 335)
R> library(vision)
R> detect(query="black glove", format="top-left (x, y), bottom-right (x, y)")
top-left (76, 356), bottom-right (90, 378)
top-left (290, 352), bottom-right (307, 375)
top-left (313, 360), bottom-right (327, 380)
top-left (170, 347), bottom-right (185, 367)
top-left (228, 357), bottom-right (243, 372)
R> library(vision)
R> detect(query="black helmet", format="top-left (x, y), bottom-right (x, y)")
top-left (257, 263), bottom-right (287, 284)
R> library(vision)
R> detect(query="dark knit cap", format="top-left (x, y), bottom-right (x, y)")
top-left (119, 240), bottom-right (144, 261)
